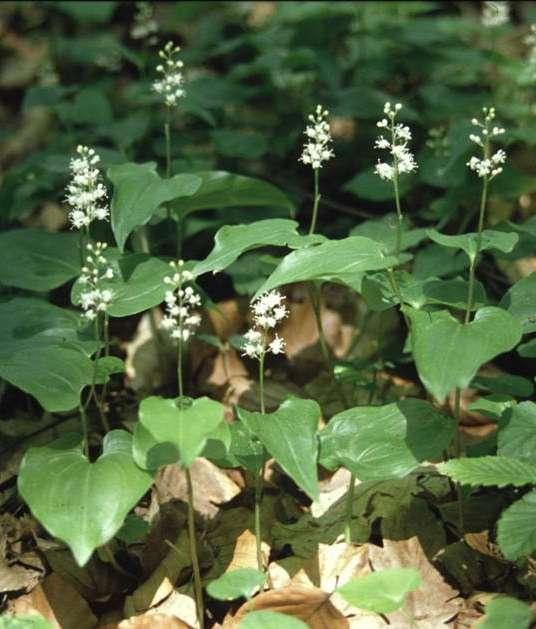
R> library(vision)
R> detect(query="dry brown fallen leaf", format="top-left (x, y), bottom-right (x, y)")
top-left (153, 459), bottom-right (241, 519)
top-left (366, 537), bottom-right (464, 628)
top-left (124, 530), bottom-right (191, 617)
top-left (115, 613), bottom-right (191, 628)
top-left (228, 584), bottom-right (348, 628)
top-left (8, 572), bottom-right (97, 629)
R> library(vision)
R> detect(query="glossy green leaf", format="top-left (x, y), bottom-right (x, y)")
top-left (133, 396), bottom-right (226, 470)
top-left (427, 229), bottom-right (518, 262)
top-left (468, 394), bottom-right (516, 421)
top-left (499, 273), bottom-right (536, 334)
top-left (413, 244), bottom-right (468, 279)
top-left (350, 214), bottom-right (427, 255)
top-left (497, 491), bottom-right (536, 561)
top-left (108, 162), bottom-right (201, 251)
top-left (319, 399), bottom-right (455, 480)
top-left (479, 596), bottom-right (532, 629)
top-left (0, 615), bottom-right (53, 629)
top-left (437, 456), bottom-right (536, 487)
top-left (0, 298), bottom-right (98, 412)
top-left (407, 307), bottom-right (522, 403)
top-left (94, 356), bottom-right (125, 384)
top-left (18, 430), bottom-right (152, 566)
top-left (336, 568), bottom-right (421, 613)
top-left (255, 236), bottom-right (398, 297)
top-left (193, 219), bottom-right (323, 277)
top-left (172, 171), bottom-right (294, 218)
top-left (518, 337), bottom-right (536, 357)
top-left (0, 230), bottom-right (80, 291)
top-left (72, 252), bottom-right (171, 317)
top-left (498, 402), bottom-right (536, 463)
top-left (472, 374), bottom-right (533, 398)
top-left (362, 272), bottom-right (487, 312)
top-left (237, 399), bottom-right (320, 501)
top-left (239, 611), bottom-right (307, 629)
top-left (207, 568), bottom-right (265, 601)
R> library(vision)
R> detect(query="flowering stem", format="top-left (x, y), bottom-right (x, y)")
top-left (308, 169), bottom-right (320, 235)
top-left (165, 108), bottom-right (171, 179)
top-left (79, 403), bottom-right (89, 458)
top-left (186, 467), bottom-right (205, 629)
top-left (254, 352), bottom-right (266, 572)
top-left (177, 338), bottom-right (184, 398)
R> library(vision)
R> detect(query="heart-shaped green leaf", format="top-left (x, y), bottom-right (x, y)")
top-left (406, 307), bottom-right (522, 403)
top-left (336, 568), bottom-right (422, 613)
top-left (0, 298), bottom-right (98, 411)
top-left (171, 171), bottom-right (293, 218)
top-left (427, 229), bottom-right (518, 262)
top-left (319, 399), bottom-right (455, 480)
top-left (193, 219), bottom-right (323, 277)
top-left (207, 568), bottom-right (265, 601)
top-left (254, 236), bottom-right (398, 297)
top-left (479, 595), bottom-right (532, 629)
top-left (133, 396), bottom-right (226, 470)
top-left (0, 229), bottom-right (80, 291)
top-left (497, 491), bottom-right (536, 561)
top-left (239, 612), bottom-right (307, 629)
top-left (237, 399), bottom-right (320, 501)
top-left (350, 214), bottom-right (427, 255)
top-left (362, 272), bottom-right (487, 312)
top-left (498, 402), bottom-right (536, 463)
top-left (72, 251), bottom-right (171, 317)
top-left (499, 272), bottom-right (536, 334)
top-left (18, 430), bottom-right (152, 566)
top-left (108, 162), bottom-right (201, 251)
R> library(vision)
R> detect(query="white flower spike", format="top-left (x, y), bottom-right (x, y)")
top-left (374, 102), bottom-right (417, 182)
top-left (66, 145), bottom-right (109, 230)
top-left (299, 105), bottom-right (334, 170)
top-left (466, 107), bottom-right (506, 180)
top-left (153, 41), bottom-right (185, 107)
top-left (130, 2), bottom-right (158, 42)
top-left (242, 291), bottom-right (288, 360)
top-left (161, 260), bottom-right (201, 342)
top-left (79, 242), bottom-right (114, 321)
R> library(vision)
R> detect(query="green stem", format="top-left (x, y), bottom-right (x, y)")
top-left (390, 118), bottom-right (403, 260)
top-left (186, 468), bottom-right (205, 629)
top-left (177, 339), bottom-right (184, 398)
top-left (99, 312), bottom-right (111, 411)
top-left (344, 473), bottom-right (356, 543)
top-left (79, 403), bottom-right (89, 458)
top-left (308, 168), bottom-right (320, 235)
top-left (165, 109), bottom-right (171, 179)
top-left (254, 352), bottom-right (266, 572)
top-left (309, 284), bottom-right (350, 407)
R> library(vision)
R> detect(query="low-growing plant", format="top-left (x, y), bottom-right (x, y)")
top-left (2, 1), bottom-right (536, 626)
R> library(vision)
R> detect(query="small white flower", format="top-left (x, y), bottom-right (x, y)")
top-left (130, 2), bottom-right (158, 42)
top-left (299, 105), bottom-right (334, 170)
top-left (153, 41), bottom-right (185, 107)
top-left (482, 1), bottom-right (509, 27)
top-left (160, 259), bottom-right (201, 342)
top-left (373, 103), bottom-right (417, 182)
top-left (466, 107), bottom-right (506, 180)
top-left (242, 291), bottom-right (288, 360)
top-left (78, 242), bottom-right (114, 319)
top-left (65, 146), bottom-right (109, 230)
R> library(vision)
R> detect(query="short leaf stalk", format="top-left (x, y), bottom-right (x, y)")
top-left (161, 260), bottom-right (203, 627)
top-left (299, 104), bottom-right (334, 236)
top-left (242, 291), bottom-right (288, 571)
top-left (451, 106), bottom-right (506, 534)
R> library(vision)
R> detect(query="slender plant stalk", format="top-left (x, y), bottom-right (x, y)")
top-left (175, 336), bottom-right (204, 627)
top-left (389, 118), bottom-right (404, 260)
top-left (79, 403), bottom-right (89, 458)
top-left (99, 312), bottom-right (111, 411)
top-left (308, 168), bottom-right (320, 235)
top-left (453, 141), bottom-right (490, 535)
top-left (177, 338), bottom-right (184, 398)
top-left (344, 474), bottom-right (356, 543)
top-left (254, 352), bottom-right (266, 572)
top-left (186, 467), bottom-right (205, 629)
top-left (165, 108), bottom-right (172, 179)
